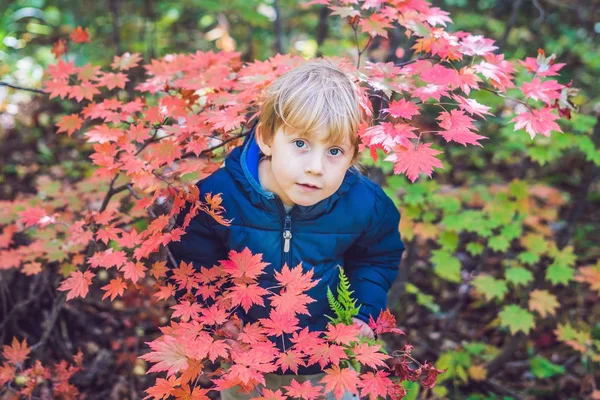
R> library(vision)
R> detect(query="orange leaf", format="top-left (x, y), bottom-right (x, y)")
top-left (221, 247), bottom-right (269, 280)
top-left (352, 342), bottom-right (390, 369)
top-left (282, 379), bottom-right (324, 400)
top-left (2, 338), bottom-right (30, 365)
top-left (58, 270), bottom-right (95, 300)
top-left (70, 26), bottom-right (90, 43)
top-left (101, 277), bottom-right (127, 301)
top-left (528, 289), bottom-right (559, 318)
top-left (56, 114), bottom-right (84, 137)
top-left (320, 365), bottom-right (360, 400)
top-left (358, 370), bottom-right (393, 400)
top-left (325, 323), bottom-right (361, 346)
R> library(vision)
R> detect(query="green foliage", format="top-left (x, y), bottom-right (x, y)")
top-left (472, 275), bottom-right (508, 302)
top-left (326, 266), bottom-right (361, 325)
top-left (431, 249), bottom-right (462, 283)
top-left (499, 305), bottom-right (535, 335)
top-left (529, 356), bottom-right (565, 379)
top-left (505, 267), bottom-right (534, 286)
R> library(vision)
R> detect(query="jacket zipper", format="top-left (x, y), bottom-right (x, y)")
top-left (277, 200), bottom-right (298, 267)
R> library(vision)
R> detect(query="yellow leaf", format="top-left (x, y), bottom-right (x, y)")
top-left (528, 289), bottom-right (559, 318)
top-left (468, 365), bottom-right (488, 381)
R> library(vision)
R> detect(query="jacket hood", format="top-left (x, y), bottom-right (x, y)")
top-left (224, 120), bottom-right (360, 219)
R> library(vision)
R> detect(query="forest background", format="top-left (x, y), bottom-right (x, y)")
top-left (0, 0), bottom-right (599, 399)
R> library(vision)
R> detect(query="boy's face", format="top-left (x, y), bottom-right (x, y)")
top-left (257, 125), bottom-right (355, 207)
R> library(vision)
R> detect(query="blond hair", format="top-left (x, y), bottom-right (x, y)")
top-left (256, 58), bottom-right (365, 162)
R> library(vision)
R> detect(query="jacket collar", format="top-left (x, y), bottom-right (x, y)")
top-left (224, 120), bottom-right (360, 219)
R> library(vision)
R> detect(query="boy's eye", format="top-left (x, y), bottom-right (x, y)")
top-left (328, 148), bottom-right (343, 156)
top-left (293, 140), bottom-right (306, 148)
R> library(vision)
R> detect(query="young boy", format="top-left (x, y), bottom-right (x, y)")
top-left (169, 59), bottom-right (405, 399)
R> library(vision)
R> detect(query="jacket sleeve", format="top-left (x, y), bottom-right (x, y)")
top-left (167, 198), bottom-right (229, 305)
top-left (344, 191), bottom-right (405, 324)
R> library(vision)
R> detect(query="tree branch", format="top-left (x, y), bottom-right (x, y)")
top-left (0, 82), bottom-right (45, 94)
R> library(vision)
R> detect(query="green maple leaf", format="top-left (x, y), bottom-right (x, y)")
top-left (501, 222), bottom-right (523, 241)
top-left (505, 267), bottom-right (534, 286)
top-left (438, 231), bottom-right (459, 252)
top-left (472, 275), bottom-right (508, 301)
top-left (431, 249), bottom-right (461, 283)
top-left (546, 263), bottom-right (574, 285)
top-left (519, 251), bottom-right (540, 265)
top-left (508, 180), bottom-right (529, 200)
top-left (499, 305), bottom-right (535, 335)
top-left (466, 242), bottom-right (484, 256)
top-left (488, 235), bottom-right (511, 252)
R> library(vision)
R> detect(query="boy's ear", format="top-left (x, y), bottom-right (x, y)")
top-left (255, 125), bottom-right (273, 157)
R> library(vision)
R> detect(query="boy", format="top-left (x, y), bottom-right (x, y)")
top-left (169, 58), bottom-right (405, 399)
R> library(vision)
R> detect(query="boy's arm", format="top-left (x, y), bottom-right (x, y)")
top-left (344, 192), bottom-right (405, 324)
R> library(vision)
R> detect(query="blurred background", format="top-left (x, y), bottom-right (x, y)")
top-left (1, 0), bottom-right (599, 399)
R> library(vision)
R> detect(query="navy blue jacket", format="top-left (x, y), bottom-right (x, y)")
top-left (168, 121), bottom-right (405, 375)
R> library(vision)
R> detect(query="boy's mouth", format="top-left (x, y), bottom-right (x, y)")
top-left (297, 183), bottom-right (320, 190)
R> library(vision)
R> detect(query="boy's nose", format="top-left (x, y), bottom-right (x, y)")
top-left (304, 154), bottom-right (324, 175)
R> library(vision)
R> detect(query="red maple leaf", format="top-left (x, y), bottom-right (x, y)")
top-left (171, 301), bottom-right (203, 322)
top-left (385, 142), bottom-right (444, 182)
top-left (325, 323), bottom-right (361, 346)
top-left (97, 72), bottom-right (129, 90)
top-left (226, 283), bottom-right (269, 312)
top-left (139, 335), bottom-right (189, 378)
top-left (320, 365), bottom-right (360, 400)
top-left (358, 370), bottom-right (394, 400)
top-left (101, 277), bottom-right (127, 301)
top-left (510, 106), bottom-right (562, 139)
top-left (269, 290), bottom-right (315, 317)
top-left (521, 77), bottom-right (564, 105)
top-left (307, 343), bottom-right (348, 369)
top-left (58, 270), bottom-right (95, 300)
top-left (352, 342), bottom-right (390, 368)
top-left (70, 26), bottom-right (90, 43)
top-left (282, 379), bottom-right (324, 400)
top-left (2, 338), bottom-right (30, 365)
top-left (51, 39), bottom-right (67, 59)
top-left (259, 309), bottom-right (300, 337)
top-left (121, 261), bottom-right (147, 283)
top-left (273, 262), bottom-right (319, 294)
top-left (56, 114), bottom-right (84, 137)
top-left (154, 283), bottom-right (176, 301)
top-left (111, 52), bottom-right (143, 71)
top-left (368, 309), bottom-right (405, 335)
top-left (276, 349), bottom-right (306, 374)
top-left (221, 248), bottom-right (269, 280)
top-left (382, 99), bottom-right (420, 120)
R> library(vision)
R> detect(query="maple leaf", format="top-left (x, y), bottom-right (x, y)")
top-left (528, 289), bottom-right (559, 318)
top-left (575, 262), bottom-right (600, 294)
top-left (385, 142), bottom-right (444, 182)
top-left (307, 343), bottom-right (348, 369)
top-left (368, 309), bottom-right (405, 335)
top-left (96, 224), bottom-right (123, 244)
top-left (452, 94), bottom-right (493, 119)
top-left (199, 304), bottom-right (230, 326)
top-left (112, 52), bottom-right (143, 71)
top-left (2, 338), bottom-right (30, 365)
top-left (221, 248), bottom-right (269, 280)
top-left (436, 109), bottom-right (487, 146)
top-left (499, 304), bottom-right (535, 335)
top-left (518, 50), bottom-right (565, 77)
top-left (51, 39), bottom-right (67, 59)
top-left (68, 81), bottom-right (100, 101)
top-left (70, 26), bottom-right (90, 43)
top-left (97, 72), bottom-right (129, 90)
top-left (56, 114), bottom-right (84, 136)
top-left (260, 309), bottom-right (301, 338)
top-left (269, 290), bottom-right (315, 317)
top-left (22, 262), bottom-right (42, 276)
top-left (171, 301), bottom-right (202, 322)
top-left (85, 124), bottom-right (124, 143)
top-left (273, 263), bottom-right (319, 294)
top-left (352, 342), bottom-right (390, 368)
top-left (154, 283), bottom-right (176, 301)
top-left (140, 335), bottom-right (189, 377)
top-left (19, 205), bottom-right (48, 228)
top-left (276, 349), bottom-right (306, 374)
top-left (282, 379), bottom-right (324, 400)
top-left (358, 370), bottom-right (393, 400)
top-left (330, 6), bottom-right (361, 19)
top-left (511, 107), bottom-right (562, 139)
top-left (521, 77), bottom-right (564, 105)
top-left (382, 99), bottom-right (420, 120)
top-left (227, 283), bottom-right (269, 312)
top-left (47, 59), bottom-right (77, 80)
top-left (325, 323), bottom-right (361, 346)
top-left (121, 261), bottom-right (148, 283)
top-left (359, 13), bottom-right (391, 38)
top-left (320, 365), bottom-right (360, 400)
top-left (58, 270), bottom-right (95, 300)
top-left (420, 361), bottom-right (446, 389)
top-left (102, 277), bottom-right (127, 301)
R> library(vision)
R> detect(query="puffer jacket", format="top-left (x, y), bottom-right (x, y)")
top-left (168, 121), bottom-right (405, 375)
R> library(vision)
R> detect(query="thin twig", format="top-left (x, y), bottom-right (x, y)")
top-left (0, 82), bottom-right (45, 94)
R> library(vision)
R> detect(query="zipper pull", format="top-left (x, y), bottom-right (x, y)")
top-left (283, 215), bottom-right (292, 253)
top-left (283, 230), bottom-right (292, 253)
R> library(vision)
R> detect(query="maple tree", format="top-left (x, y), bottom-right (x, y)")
top-left (1, 0), bottom-right (596, 398)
